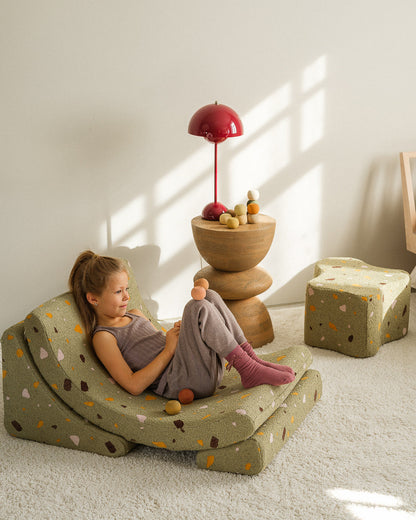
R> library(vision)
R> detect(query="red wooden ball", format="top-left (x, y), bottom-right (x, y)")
top-left (178, 388), bottom-right (195, 404)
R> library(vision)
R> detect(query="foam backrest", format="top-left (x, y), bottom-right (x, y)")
top-left (23, 260), bottom-right (161, 439)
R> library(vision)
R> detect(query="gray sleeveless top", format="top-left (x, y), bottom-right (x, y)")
top-left (93, 312), bottom-right (166, 389)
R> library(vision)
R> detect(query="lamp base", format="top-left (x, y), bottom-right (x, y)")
top-left (202, 202), bottom-right (228, 221)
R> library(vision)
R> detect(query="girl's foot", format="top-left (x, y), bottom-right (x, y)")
top-left (240, 341), bottom-right (296, 376)
top-left (226, 345), bottom-right (295, 388)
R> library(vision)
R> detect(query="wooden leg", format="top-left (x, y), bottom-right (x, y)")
top-left (224, 297), bottom-right (274, 349)
top-left (194, 265), bottom-right (272, 300)
top-left (193, 265), bottom-right (275, 348)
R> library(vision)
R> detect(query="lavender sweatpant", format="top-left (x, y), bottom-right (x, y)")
top-left (154, 289), bottom-right (246, 399)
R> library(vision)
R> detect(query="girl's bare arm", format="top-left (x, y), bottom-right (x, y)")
top-left (92, 328), bottom-right (179, 396)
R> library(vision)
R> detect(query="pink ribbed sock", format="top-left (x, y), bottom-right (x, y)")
top-left (240, 341), bottom-right (295, 376)
top-left (226, 345), bottom-right (295, 389)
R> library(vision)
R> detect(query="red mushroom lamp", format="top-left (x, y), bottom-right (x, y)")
top-left (188, 102), bottom-right (243, 220)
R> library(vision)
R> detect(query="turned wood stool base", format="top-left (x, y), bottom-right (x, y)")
top-left (224, 297), bottom-right (274, 348)
top-left (192, 215), bottom-right (276, 349)
top-left (194, 266), bottom-right (274, 348)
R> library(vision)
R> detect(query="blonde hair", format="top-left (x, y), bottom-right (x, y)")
top-left (68, 250), bottom-right (127, 340)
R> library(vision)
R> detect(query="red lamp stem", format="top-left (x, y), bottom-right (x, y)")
top-left (214, 142), bottom-right (218, 203)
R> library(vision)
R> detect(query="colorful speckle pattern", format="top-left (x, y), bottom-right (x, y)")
top-left (304, 258), bottom-right (410, 357)
top-left (196, 369), bottom-right (322, 475)
top-left (1, 260), bottom-right (321, 474)
top-left (24, 296), bottom-right (313, 451)
top-left (1, 323), bottom-right (134, 457)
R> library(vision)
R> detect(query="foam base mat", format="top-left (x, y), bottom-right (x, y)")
top-left (196, 369), bottom-right (322, 475)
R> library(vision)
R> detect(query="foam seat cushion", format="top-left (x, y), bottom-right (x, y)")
top-left (304, 257), bottom-right (410, 357)
top-left (3, 319), bottom-right (321, 473)
top-left (24, 290), bottom-right (313, 451)
top-left (2, 258), bottom-right (324, 474)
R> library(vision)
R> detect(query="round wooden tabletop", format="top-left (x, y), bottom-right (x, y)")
top-left (191, 214), bottom-right (276, 234)
top-left (191, 214), bottom-right (276, 272)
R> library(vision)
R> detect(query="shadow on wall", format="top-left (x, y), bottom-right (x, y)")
top-left (108, 245), bottom-right (161, 318)
top-left (108, 241), bottom-right (200, 319)
top-left (356, 156), bottom-right (415, 271)
top-left (51, 55), bottom-right (330, 318)
top-left (263, 263), bottom-right (315, 306)
top-left (98, 54), bottom-right (329, 316)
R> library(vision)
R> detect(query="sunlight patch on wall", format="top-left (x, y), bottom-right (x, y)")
top-left (154, 146), bottom-right (212, 206)
top-left (102, 54), bottom-right (328, 312)
top-left (302, 55), bottom-right (327, 92)
top-left (273, 163), bottom-right (323, 286)
top-left (227, 83), bottom-right (292, 202)
top-left (154, 181), bottom-right (208, 264)
top-left (229, 116), bottom-right (291, 197)
top-left (300, 89), bottom-right (325, 152)
top-left (108, 193), bottom-right (146, 247)
top-left (232, 82), bottom-right (292, 140)
top-left (300, 55), bottom-right (326, 152)
top-left (107, 145), bottom-right (213, 252)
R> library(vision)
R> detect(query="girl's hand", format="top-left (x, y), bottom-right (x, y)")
top-left (173, 320), bottom-right (181, 331)
top-left (165, 326), bottom-right (179, 356)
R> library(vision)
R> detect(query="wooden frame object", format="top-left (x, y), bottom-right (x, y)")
top-left (400, 152), bottom-right (416, 254)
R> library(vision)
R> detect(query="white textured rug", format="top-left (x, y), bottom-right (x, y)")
top-left (1, 297), bottom-right (416, 520)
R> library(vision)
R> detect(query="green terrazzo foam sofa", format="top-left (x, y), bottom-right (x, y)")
top-left (2, 263), bottom-right (322, 475)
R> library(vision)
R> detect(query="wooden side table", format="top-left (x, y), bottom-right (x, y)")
top-left (191, 215), bottom-right (276, 348)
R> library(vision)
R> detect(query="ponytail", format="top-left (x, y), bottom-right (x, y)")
top-left (68, 250), bottom-right (126, 340)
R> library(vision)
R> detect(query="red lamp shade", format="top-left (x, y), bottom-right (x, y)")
top-left (188, 102), bottom-right (243, 220)
top-left (188, 103), bottom-right (243, 143)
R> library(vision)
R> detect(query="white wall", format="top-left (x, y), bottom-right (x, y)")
top-left (2, 0), bottom-right (416, 333)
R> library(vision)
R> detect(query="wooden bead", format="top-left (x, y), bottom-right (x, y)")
top-left (191, 286), bottom-right (206, 300)
top-left (178, 389), bottom-right (194, 404)
top-left (194, 278), bottom-right (209, 290)
top-left (219, 213), bottom-right (231, 225)
top-left (247, 189), bottom-right (260, 201)
top-left (234, 204), bottom-right (246, 216)
top-left (247, 213), bottom-right (260, 224)
top-left (226, 217), bottom-right (240, 229)
top-left (165, 400), bottom-right (181, 415)
top-left (247, 203), bottom-right (260, 214)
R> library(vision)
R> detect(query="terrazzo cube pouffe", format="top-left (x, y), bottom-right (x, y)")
top-left (304, 257), bottom-right (410, 357)
top-left (2, 261), bottom-right (322, 475)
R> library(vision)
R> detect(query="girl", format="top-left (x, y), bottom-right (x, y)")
top-left (69, 250), bottom-right (295, 399)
